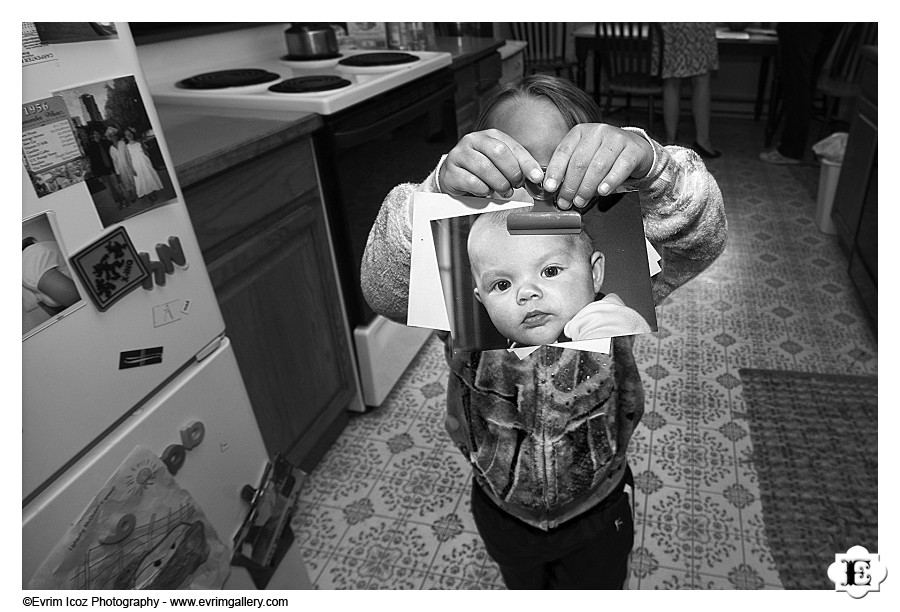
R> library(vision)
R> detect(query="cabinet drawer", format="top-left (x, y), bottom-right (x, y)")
top-left (832, 107), bottom-right (876, 248)
top-left (501, 51), bottom-right (525, 85)
top-left (454, 63), bottom-right (478, 100)
top-left (849, 249), bottom-right (877, 328)
top-left (456, 99), bottom-right (478, 137)
top-left (183, 138), bottom-right (319, 262)
top-left (477, 52), bottom-right (503, 91)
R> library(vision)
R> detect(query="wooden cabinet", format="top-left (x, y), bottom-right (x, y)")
top-left (430, 37), bottom-right (504, 138)
top-left (831, 46), bottom-right (877, 328)
top-left (175, 122), bottom-right (360, 473)
top-left (499, 40), bottom-right (528, 86)
top-left (453, 51), bottom-right (502, 137)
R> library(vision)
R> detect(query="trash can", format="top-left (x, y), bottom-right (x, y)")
top-left (815, 158), bottom-right (842, 235)
top-left (812, 132), bottom-right (848, 236)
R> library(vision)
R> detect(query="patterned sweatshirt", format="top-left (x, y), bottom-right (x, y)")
top-left (361, 136), bottom-right (726, 530)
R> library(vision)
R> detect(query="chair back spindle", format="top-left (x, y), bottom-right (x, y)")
top-left (510, 23), bottom-right (576, 80)
top-left (593, 22), bottom-right (663, 131)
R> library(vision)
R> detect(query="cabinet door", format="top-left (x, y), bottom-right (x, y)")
top-left (476, 52), bottom-right (503, 93)
top-left (206, 195), bottom-right (353, 471)
top-left (849, 152), bottom-right (877, 328)
top-left (832, 97), bottom-right (877, 250)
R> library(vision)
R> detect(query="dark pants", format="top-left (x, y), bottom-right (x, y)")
top-left (471, 467), bottom-right (634, 589)
top-left (775, 23), bottom-right (843, 159)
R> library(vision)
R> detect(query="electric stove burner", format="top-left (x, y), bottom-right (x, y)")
top-left (281, 53), bottom-right (342, 62)
top-left (176, 68), bottom-right (280, 90)
top-left (338, 52), bottom-right (419, 67)
top-left (268, 75), bottom-right (353, 94)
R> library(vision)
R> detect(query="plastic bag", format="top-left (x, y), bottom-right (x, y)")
top-left (812, 132), bottom-right (849, 163)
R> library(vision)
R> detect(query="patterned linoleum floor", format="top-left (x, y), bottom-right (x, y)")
top-left (290, 116), bottom-right (878, 589)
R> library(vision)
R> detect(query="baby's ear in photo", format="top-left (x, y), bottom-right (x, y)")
top-left (591, 251), bottom-right (605, 293)
top-left (473, 286), bottom-right (483, 304)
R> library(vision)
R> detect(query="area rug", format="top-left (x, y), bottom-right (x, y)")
top-left (738, 368), bottom-right (878, 590)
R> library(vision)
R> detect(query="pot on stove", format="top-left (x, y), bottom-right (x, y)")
top-left (285, 23), bottom-right (339, 58)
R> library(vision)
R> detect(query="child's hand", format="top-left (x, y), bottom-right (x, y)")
top-left (438, 129), bottom-right (545, 199)
top-left (543, 125), bottom-right (654, 210)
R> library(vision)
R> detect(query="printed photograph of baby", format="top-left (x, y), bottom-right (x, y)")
top-left (432, 192), bottom-right (657, 352)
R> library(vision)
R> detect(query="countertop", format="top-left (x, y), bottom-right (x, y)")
top-left (429, 36), bottom-right (505, 67)
top-left (498, 40), bottom-right (528, 60)
top-left (155, 104), bottom-right (322, 187)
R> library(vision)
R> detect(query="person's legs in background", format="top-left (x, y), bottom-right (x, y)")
top-left (663, 73), bottom-right (719, 158)
top-left (774, 23), bottom-right (820, 161)
top-left (662, 77), bottom-right (682, 144)
top-left (660, 23), bottom-right (720, 158)
top-left (690, 71), bottom-right (718, 156)
top-left (761, 23), bottom-right (842, 164)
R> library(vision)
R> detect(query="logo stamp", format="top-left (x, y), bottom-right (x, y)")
top-left (827, 545), bottom-right (887, 598)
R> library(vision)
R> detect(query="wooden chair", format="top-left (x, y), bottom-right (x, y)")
top-left (815, 22), bottom-right (878, 138)
top-left (509, 23), bottom-right (577, 80)
top-left (593, 22), bottom-right (664, 131)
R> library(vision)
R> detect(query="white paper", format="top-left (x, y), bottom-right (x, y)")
top-left (508, 337), bottom-right (612, 360)
top-left (646, 240), bottom-right (662, 276)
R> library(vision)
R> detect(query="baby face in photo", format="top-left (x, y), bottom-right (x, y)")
top-left (467, 210), bottom-right (604, 346)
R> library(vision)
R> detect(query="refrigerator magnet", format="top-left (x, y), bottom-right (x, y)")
top-left (69, 226), bottom-right (150, 312)
top-left (118, 347), bottom-right (163, 370)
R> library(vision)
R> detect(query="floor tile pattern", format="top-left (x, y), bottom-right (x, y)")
top-left (291, 117), bottom-right (877, 589)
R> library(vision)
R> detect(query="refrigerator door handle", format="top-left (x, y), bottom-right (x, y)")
top-left (196, 335), bottom-right (224, 362)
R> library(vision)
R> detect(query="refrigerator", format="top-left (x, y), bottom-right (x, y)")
top-left (22, 22), bottom-right (310, 589)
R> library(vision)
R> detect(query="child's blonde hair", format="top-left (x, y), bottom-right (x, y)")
top-left (476, 74), bottom-right (603, 132)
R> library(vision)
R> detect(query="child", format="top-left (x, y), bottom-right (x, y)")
top-left (361, 75), bottom-right (726, 589)
top-left (466, 209), bottom-right (651, 347)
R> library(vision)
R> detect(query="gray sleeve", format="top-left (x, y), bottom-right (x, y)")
top-left (622, 138), bottom-right (727, 304)
top-left (360, 160), bottom-right (443, 323)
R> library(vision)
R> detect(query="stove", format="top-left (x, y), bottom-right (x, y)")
top-left (148, 47), bottom-right (453, 115)
top-left (138, 24), bottom-right (457, 409)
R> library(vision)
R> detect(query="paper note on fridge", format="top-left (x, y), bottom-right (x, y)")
top-left (408, 190), bottom-right (658, 354)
